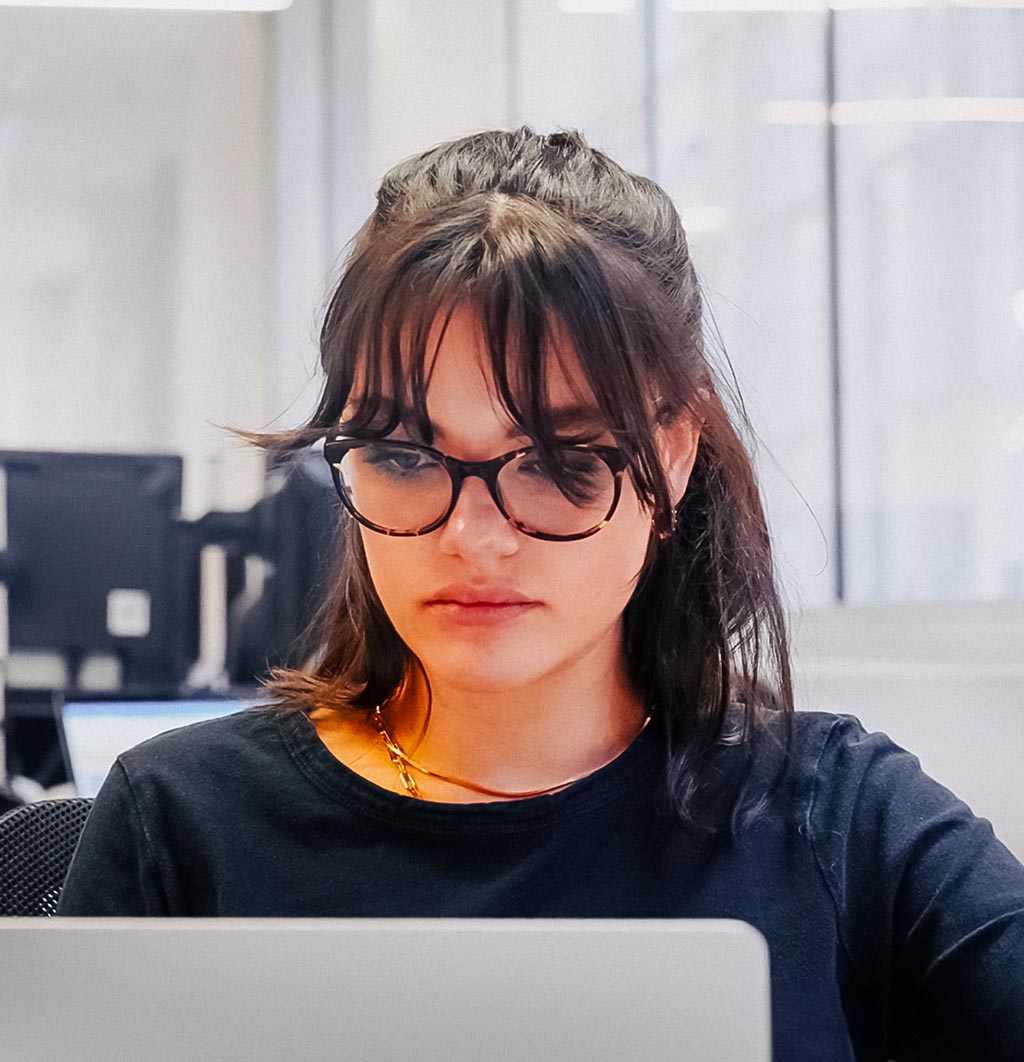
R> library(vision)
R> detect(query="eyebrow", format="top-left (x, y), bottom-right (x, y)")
top-left (430, 404), bottom-right (608, 442)
top-left (346, 399), bottom-right (609, 441)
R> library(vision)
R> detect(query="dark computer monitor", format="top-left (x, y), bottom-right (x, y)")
top-left (222, 446), bottom-right (342, 684)
top-left (0, 450), bottom-right (199, 694)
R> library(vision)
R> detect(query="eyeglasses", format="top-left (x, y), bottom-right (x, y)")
top-left (322, 438), bottom-right (629, 541)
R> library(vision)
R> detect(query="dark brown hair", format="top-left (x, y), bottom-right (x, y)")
top-left (256, 127), bottom-right (792, 829)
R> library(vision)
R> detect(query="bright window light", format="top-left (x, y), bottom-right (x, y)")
top-left (762, 97), bottom-right (1024, 125)
top-left (666, 0), bottom-right (825, 10)
top-left (832, 97), bottom-right (1024, 124)
top-left (557, 0), bottom-right (636, 12)
top-left (667, 0), bottom-right (1024, 9)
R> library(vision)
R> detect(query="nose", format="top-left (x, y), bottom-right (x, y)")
top-left (436, 472), bottom-right (520, 557)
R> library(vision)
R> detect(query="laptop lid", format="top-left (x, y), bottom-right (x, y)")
top-left (59, 698), bottom-right (252, 797)
top-left (1, 918), bottom-right (772, 1062)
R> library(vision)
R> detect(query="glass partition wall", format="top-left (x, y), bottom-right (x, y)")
top-left (512, 0), bottom-right (1024, 607)
top-left (833, 7), bottom-right (1024, 602)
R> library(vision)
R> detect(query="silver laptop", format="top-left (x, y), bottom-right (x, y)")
top-left (1, 918), bottom-right (771, 1061)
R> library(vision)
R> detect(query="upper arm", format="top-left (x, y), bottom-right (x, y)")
top-left (808, 715), bottom-right (1024, 1061)
top-left (57, 760), bottom-right (168, 916)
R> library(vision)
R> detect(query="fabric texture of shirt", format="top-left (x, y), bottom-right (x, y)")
top-left (57, 705), bottom-right (1024, 1062)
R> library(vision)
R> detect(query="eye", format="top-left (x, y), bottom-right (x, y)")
top-left (515, 452), bottom-right (552, 480)
top-left (511, 448), bottom-right (610, 504)
top-left (362, 444), bottom-right (437, 478)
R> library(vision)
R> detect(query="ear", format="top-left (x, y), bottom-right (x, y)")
top-left (656, 413), bottom-right (701, 506)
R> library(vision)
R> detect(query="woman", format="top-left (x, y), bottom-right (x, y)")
top-left (59, 128), bottom-right (1024, 1059)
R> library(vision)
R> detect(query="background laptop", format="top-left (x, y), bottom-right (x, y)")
top-left (59, 696), bottom-right (254, 797)
top-left (0, 918), bottom-right (771, 1061)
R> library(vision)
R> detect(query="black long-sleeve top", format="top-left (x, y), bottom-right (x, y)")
top-left (57, 705), bottom-right (1024, 1061)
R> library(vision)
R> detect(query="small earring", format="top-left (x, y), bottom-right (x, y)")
top-left (656, 508), bottom-right (678, 541)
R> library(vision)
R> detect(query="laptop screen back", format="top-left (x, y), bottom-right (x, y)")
top-left (1, 918), bottom-right (772, 1062)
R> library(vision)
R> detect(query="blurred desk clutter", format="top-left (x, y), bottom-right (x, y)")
top-left (0, 445), bottom-right (338, 798)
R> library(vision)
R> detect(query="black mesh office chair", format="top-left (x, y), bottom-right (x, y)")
top-left (0, 797), bottom-right (93, 916)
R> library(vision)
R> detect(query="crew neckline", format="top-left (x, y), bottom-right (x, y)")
top-left (273, 705), bottom-right (665, 834)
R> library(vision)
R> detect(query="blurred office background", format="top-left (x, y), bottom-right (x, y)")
top-left (0, 0), bottom-right (1022, 851)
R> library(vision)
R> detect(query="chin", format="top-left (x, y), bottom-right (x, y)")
top-left (418, 641), bottom-right (556, 694)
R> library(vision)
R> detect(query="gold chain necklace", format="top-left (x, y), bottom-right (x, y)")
top-left (370, 705), bottom-right (651, 801)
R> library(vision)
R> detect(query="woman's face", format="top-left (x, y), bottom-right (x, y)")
top-left (355, 305), bottom-right (658, 697)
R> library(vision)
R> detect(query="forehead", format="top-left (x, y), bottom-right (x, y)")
top-left (425, 305), bottom-right (597, 417)
top-left (345, 303), bottom-right (607, 438)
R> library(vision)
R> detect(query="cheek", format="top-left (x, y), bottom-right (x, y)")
top-left (547, 497), bottom-right (653, 606)
top-left (604, 477), bottom-right (655, 570)
top-left (359, 533), bottom-right (421, 615)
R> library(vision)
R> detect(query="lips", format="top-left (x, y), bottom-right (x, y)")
top-left (426, 586), bottom-right (538, 607)
top-left (423, 587), bottom-right (541, 627)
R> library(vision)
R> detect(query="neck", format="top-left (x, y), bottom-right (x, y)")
top-left (386, 639), bottom-right (647, 799)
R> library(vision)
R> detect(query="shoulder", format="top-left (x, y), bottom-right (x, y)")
top-left (777, 715), bottom-right (1024, 1054)
top-left (731, 709), bottom-right (955, 846)
top-left (784, 708), bottom-right (871, 759)
top-left (119, 702), bottom-right (280, 757)
top-left (780, 711), bottom-right (1024, 910)
top-left (784, 709), bottom-right (947, 821)
top-left (731, 709), bottom-right (875, 807)
top-left (115, 703), bottom-right (292, 789)
top-left (766, 709), bottom-right (959, 838)
top-left (751, 708), bottom-right (908, 797)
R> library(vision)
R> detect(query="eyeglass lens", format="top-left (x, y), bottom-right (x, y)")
top-left (337, 443), bottom-right (615, 537)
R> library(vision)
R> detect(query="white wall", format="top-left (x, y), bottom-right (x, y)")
top-left (794, 602), bottom-right (1024, 861)
top-left (368, 0), bottom-right (509, 181)
top-left (0, 11), bottom-right (272, 517)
